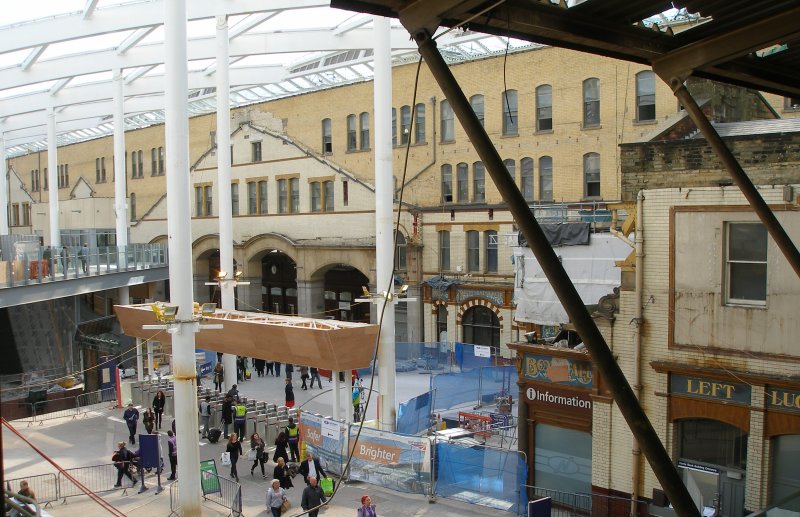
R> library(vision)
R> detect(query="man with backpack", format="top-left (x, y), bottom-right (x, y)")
top-left (199, 395), bottom-right (212, 439)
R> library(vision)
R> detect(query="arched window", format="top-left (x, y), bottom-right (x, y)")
top-left (583, 152), bottom-right (601, 198)
top-left (456, 163), bottom-right (468, 203)
top-left (400, 105), bottom-right (411, 144)
top-left (502, 89), bottom-right (518, 135)
top-left (415, 103), bottom-right (426, 143)
top-left (536, 85), bottom-right (553, 131)
top-left (395, 232), bottom-right (407, 271)
top-left (441, 164), bottom-right (453, 203)
top-left (441, 100), bottom-right (454, 142)
top-left (583, 78), bottom-right (600, 127)
top-left (346, 114), bottom-right (357, 151)
top-left (359, 112), bottom-right (370, 150)
top-left (321, 118), bottom-right (332, 154)
top-left (520, 157), bottom-right (534, 201)
top-left (470, 94), bottom-right (484, 127)
top-left (636, 71), bottom-right (656, 121)
top-left (539, 156), bottom-right (553, 201)
top-left (472, 161), bottom-right (485, 203)
top-left (462, 306), bottom-right (500, 351)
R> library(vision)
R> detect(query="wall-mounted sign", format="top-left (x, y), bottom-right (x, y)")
top-left (522, 353), bottom-right (593, 387)
top-left (766, 386), bottom-right (800, 413)
top-left (678, 460), bottom-right (719, 474)
top-left (670, 374), bottom-right (750, 404)
top-left (474, 345), bottom-right (491, 358)
top-left (525, 385), bottom-right (592, 415)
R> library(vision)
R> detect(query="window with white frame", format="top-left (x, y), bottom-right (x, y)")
top-left (486, 230), bottom-right (498, 273)
top-left (400, 105), bottom-right (411, 144)
top-left (322, 118), bottom-right (332, 154)
top-left (251, 141), bottom-right (262, 162)
top-left (466, 230), bottom-right (480, 272)
top-left (415, 103), bottom-right (425, 144)
top-left (539, 156), bottom-right (553, 201)
top-left (439, 230), bottom-right (450, 271)
top-left (725, 222), bottom-right (767, 305)
top-left (583, 78), bottom-right (600, 127)
top-left (456, 162), bottom-right (468, 203)
top-left (583, 152), bottom-right (600, 198)
top-left (520, 157), bottom-right (534, 201)
top-left (470, 94), bottom-right (484, 127)
top-left (502, 89), bottom-right (518, 136)
top-left (536, 85), bottom-right (553, 131)
top-left (359, 112), bottom-right (370, 150)
top-left (395, 232), bottom-right (407, 271)
top-left (231, 183), bottom-right (239, 216)
top-left (290, 178), bottom-right (299, 213)
top-left (258, 180), bottom-right (268, 214)
top-left (441, 164), bottom-right (453, 203)
top-left (473, 161), bottom-right (485, 203)
top-left (278, 179), bottom-right (289, 213)
top-left (441, 100), bottom-right (454, 142)
top-left (636, 71), bottom-right (656, 122)
top-left (346, 114), bottom-right (357, 151)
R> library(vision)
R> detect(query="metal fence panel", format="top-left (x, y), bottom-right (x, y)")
top-left (524, 486), bottom-right (591, 517)
top-left (58, 464), bottom-right (133, 499)
top-left (76, 388), bottom-right (117, 415)
top-left (201, 473), bottom-right (242, 516)
top-left (396, 392), bottom-right (433, 435)
top-left (6, 402), bottom-right (35, 425)
top-left (347, 426), bottom-right (431, 495)
top-left (299, 412), bottom-right (348, 476)
top-left (5, 473), bottom-right (59, 507)
top-left (435, 441), bottom-right (528, 514)
top-left (33, 399), bottom-right (78, 423)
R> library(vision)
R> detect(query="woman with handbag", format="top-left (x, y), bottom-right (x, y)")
top-left (266, 479), bottom-right (289, 517)
top-left (152, 390), bottom-right (166, 429)
top-left (273, 457), bottom-right (294, 490)
top-left (273, 431), bottom-right (289, 464)
top-left (226, 433), bottom-right (243, 482)
top-left (249, 432), bottom-right (267, 478)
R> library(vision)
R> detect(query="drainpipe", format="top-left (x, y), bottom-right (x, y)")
top-left (631, 191), bottom-right (644, 516)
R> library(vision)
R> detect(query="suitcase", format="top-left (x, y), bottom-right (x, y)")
top-left (207, 428), bottom-right (222, 443)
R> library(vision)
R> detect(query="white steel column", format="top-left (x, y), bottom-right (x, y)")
top-left (147, 340), bottom-right (154, 379)
top-left (373, 16), bottom-right (396, 431)
top-left (164, 0), bottom-right (201, 512)
top-left (0, 132), bottom-right (8, 235)
top-left (216, 15), bottom-right (238, 393)
top-left (136, 338), bottom-right (144, 382)
top-left (112, 68), bottom-right (128, 265)
top-left (46, 108), bottom-right (60, 248)
top-left (332, 371), bottom-right (341, 420)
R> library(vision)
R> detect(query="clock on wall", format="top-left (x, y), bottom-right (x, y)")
top-left (270, 265), bottom-right (278, 275)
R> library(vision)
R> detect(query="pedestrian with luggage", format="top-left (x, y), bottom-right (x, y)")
top-left (199, 395), bottom-right (212, 438)
top-left (221, 395), bottom-right (233, 439)
top-left (249, 432), bottom-right (267, 478)
top-left (266, 479), bottom-right (289, 517)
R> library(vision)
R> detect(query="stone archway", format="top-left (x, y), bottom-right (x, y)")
top-left (457, 299), bottom-right (502, 350)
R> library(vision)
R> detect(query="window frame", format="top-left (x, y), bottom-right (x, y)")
top-left (583, 152), bottom-right (601, 199)
top-left (346, 114), bottom-right (357, 151)
top-left (536, 84), bottom-right (553, 132)
top-left (502, 89), bottom-right (519, 136)
top-left (583, 78), bottom-right (601, 127)
top-left (539, 156), bottom-right (553, 201)
top-left (400, 105), bottom-right (411, 145)
top-left (251, 141), bottom-right (262, 162)
top-left (485, 230), bottom-right (498, 273)
top-left (247, 181), bottom-right (257, 215)
top-left (231, 183), bottom-right (239, 216)
top-left (359, 112), bottom-right (370, 150)
top-left (520, 157), bottom-right (534, 202)
top-left (321, 118), bottom-right (332, 154)
top-left (290, 178), bottom-right (300, 213)
top-left (466, 230), bottom-right (480, 272)
top-left (470, 94), bottom-right (484, 127)
top-left (414, 103), bottom-right (426, 144)
top-left (441, 164), bottom-right (453, 203)
top-left (439, 230), bottom-right (450, 271)
top-left (278, 178), bottom-right (288, 213)
top-left (636, 71), bottom-right (656, 122)
top-left (472, 161), bottom-right (485, 203)
top-left (725, 222), bottom-right (768, 306)
top-left (456, 162), bottom-right (469, 203)
top-left (440, 100), bottom-right (455, 143)
top-left (258, 180), bottom-right (268, 215)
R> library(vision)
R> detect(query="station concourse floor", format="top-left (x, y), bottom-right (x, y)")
top-left (3, 369), bottom-right (514, 516)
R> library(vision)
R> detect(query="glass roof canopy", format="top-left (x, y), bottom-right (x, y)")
top-left (0, 0), bottom-right (538, 158)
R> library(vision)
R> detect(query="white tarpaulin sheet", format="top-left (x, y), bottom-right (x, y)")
top-left (513, 233), bottom-right (631, 325)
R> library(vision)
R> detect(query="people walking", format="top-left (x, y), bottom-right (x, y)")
top-left (265, 361), bottom-right (274, 376)
top-left (301, 476), bottom-right (327, 517)
top-left (266, 479), bottom-right (289, 517)
top-left (226, 433), bottom-right (243, 482)
top-left (309, 367), bottom-right (322, 389)
top-left (79, 243), bottom-right (89, 273)
top-left (285, 363), bottom-right (294, 382)
top-left (285, 379), bottom-right (295, 408)
top-left (213, 362), bottom-right (224, 392)
top-left (112, 441), bottom-right (137, 487)
top-left (300, 365), bottom-right (309, 390)
top-left (249, 432), bottom-right (267, 478)
top-left (299, 452), bottom-right (327, 486)
top-left (199, 395), bottom-right (212, 438)
top-left (221, 395), bottom-right (233, 439)
top-left (273, 431), bottom-right (289, 464)
top-left (358, 495), bottom-right (377, 517)
top-left (285, 417), bottom-right (300, 462)
top-left (60, 246), bottom-right (68, 275)
top-left (142, 407), bottom-right (155, 435)
top-left (274, 362), bottom-right (282, 377)
top-left (123, 402), bottom-right (139, 445)
top-left (167, 430), bottom-right (178, 480)
top-left (233, 399), bottom-right (247, 438)
top-left (273, 457), bottom-right (294, 490)
top-left (152, 390), bottom-right (166, 429)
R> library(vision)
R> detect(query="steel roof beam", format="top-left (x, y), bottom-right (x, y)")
top-left (82, 0), bottom-right (101, 20)
top-left (117, 27), bottom-right (157, 55)
top-left (0, 0), bottom-right (329, 54)
top-left (21, 46), bottom-right (47, 71)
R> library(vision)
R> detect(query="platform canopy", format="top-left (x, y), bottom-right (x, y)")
top-left (115, 304), bottom-right (378, 370)
top-left (330, 0), bottom-right (800, 99)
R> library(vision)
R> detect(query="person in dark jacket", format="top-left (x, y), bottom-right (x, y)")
top-left (112, 441), bottom-right (137, 487)
top-left (213, 362), bottom-right (224, 392)
top-left (285, 417), bottom-right (300, 462)
top-left (298, 452), bottom-right (327, 486)
top-left (167, 430), bottom-right (178, 480)
top-left (272, 456), bottom-right (294, 490)
top-left (285, 379), bottom-right (295, 408)
top-left (299, 365), bottom-right (309, 389)
top-left (309, 367), bottom-right (322, 389)
top-left (152, 390), bottom-right (166, 429)
top-left (249, 432), bottom-right (267, 478)
top-left (221, 395), bottom-right (233, 439)
top-left (226, 433), bottom-right (243, 482)
top-left (274, 361), bottom-right (281, 377)
top-left (123, 402), bottom-right (139, 445)
top-left (273, 431), bottom-right (289, 464)
top-left (142, 408), bottom-right (155, 434)
top-left (285, 363), bottom-right (294, 382)
top-left (301, 476), bottom-right (327, 517)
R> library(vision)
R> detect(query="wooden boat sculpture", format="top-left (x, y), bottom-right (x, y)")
top-left (114, 304), bottom-right (378, 370)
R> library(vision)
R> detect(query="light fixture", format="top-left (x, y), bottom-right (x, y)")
top-left (200, 303), bottom-right (217, 316)
top-left (161, 305), bottom-right (179, 320)
top-left (399, 284), bottom-right (409, 295)
top-left (216, 270), bottom-right (227, 280)
top-left (234, 270), bottom-right (243, 280)
top-left (361, 285), bottom-right (371, 297)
